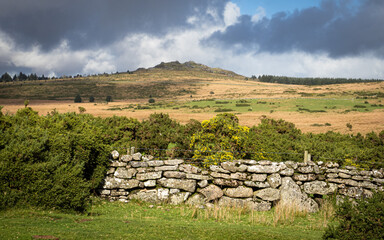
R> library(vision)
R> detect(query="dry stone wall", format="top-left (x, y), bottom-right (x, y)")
top-left (98, 151), bottom-right (384, 212)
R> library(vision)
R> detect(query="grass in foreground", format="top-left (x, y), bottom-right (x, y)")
top-left (0, 199), bottom-right (332, 240)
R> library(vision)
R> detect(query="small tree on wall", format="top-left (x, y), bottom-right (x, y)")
top-left (89, 96), bottom-right (95, 102)
top-left (106, 96), bottom-right (112, 102)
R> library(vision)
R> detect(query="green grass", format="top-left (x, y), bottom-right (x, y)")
top-left (0, 200), bottom-right (328, 240)
top-left (119, 97), bottom-right (384, 114)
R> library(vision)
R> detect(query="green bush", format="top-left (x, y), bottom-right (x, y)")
top-left (323, 191), bottom-right (384, 240)
top-left (0, 108), bottom-right (110, 212)
top-left (74, 94), bottom-right (82, 103)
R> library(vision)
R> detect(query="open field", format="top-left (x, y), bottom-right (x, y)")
top-left (0, 200), bottom-right (329, 240)
top-left (1, 62), bottom-right (384, 134)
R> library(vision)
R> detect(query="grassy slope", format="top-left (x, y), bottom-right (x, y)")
top-left (0, 200), bottom-right (326, 240)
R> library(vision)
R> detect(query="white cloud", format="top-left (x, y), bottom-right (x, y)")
top-left (251, 6), bottom-right (266, 23)
top-left (223, 2), bottom-right (241, 27)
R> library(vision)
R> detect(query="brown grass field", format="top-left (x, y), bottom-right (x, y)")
top-left (1, 63), bottom-right (384, 134)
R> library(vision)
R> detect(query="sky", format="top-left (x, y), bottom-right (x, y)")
top-left (0, 0), bottom-right (383, 78)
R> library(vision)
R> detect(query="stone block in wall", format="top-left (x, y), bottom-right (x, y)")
top-left (170, 192), bottom-right (191, 205)
top-left (373, 178), bottom-right (384, 184)
top-left (186, 173), bottom-right (210, 181)
top-left (147, 160), bottom-right (164, 167)
top-left (163, 171), bottom-right (186, 179)
top-left (258, 160), bottom-right (272, 165)
top-left (132, 152), bottom-right (142, 161)
top-left (359, 170), bottom-right (371, 176)
top-left (218, 196), bottom-right (269, 210)
top-left (251, 174), bottom-right (267, 182)
top-left (120, 155), bottom-right (133, 162)
top-left (136, 171), bottom-right (162, 181)
top-left (210, 172), bottom-right (231, 179)
top-left (373, 170), bottom-right (383, 178)
top-left (164, 159), bottom-right (184, 165)
top-left (339, 187), bottom-right (365, 198)
top-left (252, 201), bottom-right (272, 211)
top-left (130, 161), bottom-right (148, 168)
top-left (244, 181), bottom-right (270, 188)
top-left (338, 172), bottom-right (351, 179)
top-left (179, 164), bottom-right (201, 174)
top-left (98, 189), bottom-right (111, 195)
top-left (107, 167), bottom-right (116, 175)
top-left (267, 173), bottom-right (281, 189)
top-left (360, 181), bottom-right (377, 189)
top-left (293, 174), bottom-right (316, 182)
top-left (325, 162), bottom-right (339, 168)
top-left (224, 186), bottom-right (253, 198)
top-left (129, 188), bottom-right (168, 203)
top-left (114, 168), bottom-right (137, 179)
top-left (186, 193), bottom-right (206, 206)
top-left (111, 161), bottom-right (127, 167)
top-left (158, 178), bottom-right (196, 192)
top-left (352, 175), bottom-right (364, 181)
top-left (111, 190), bottom-right (129, 197)
top-left (280, 177), bottom-right (319, 213)
top-left (155, 165), bottom-right (178, 171)
top-left (142, 155), bottom-right (154, 161)
top-left (198, 184), bottom-right (223, 201)
top-left (111, 150), bottom-right (119, 160)
top-left (254, 188), bottom-right (280, 201)
top-left (303, 181), bottom-right (338, 195)
top-left (297, 166), bottom-right (314, 174)
top-left (221, 162), bottom-right (247, 172)
top-left (326, 168), bottom-right (339, 173)
top-left (327, 173), bottom-right (338, 179)
top-left (285, 161), bottom-right (298, 169)
top-left (247, 165), bottom-right (280, 174)
top-left (143, 180), bottom-right (156, 187)
top-left (279, 168), bottom-right (294, 176)
top-left (214, 179), bottom-right (241, 187)
top-left (103, 177), bottom-right (140, 189)
top-left (198, 180), bottom-right (208, 188)
top-left (230, 172), bottom-right (247, 180)
top-left (136, 167), bottom-right (155, 173)
top-left (209, 165), bottom-right (230, 173)
top-left (342, 179), bottom-right (360, 187)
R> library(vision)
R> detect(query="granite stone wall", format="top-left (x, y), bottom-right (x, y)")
top-left (98, 151), bottom-right (384, 212)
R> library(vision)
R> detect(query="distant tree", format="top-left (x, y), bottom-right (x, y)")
top-left (1, 73), bottom-right (12, 82)
top-left (346, 123), bottom-right (353, 131)
top-left (106, 96), bottom-right (112, 102)
top-left (148, 98), bottom-right (155, 103)
top-left (74, 94), bottom-right (82, 103)
top-left (89, 96), bottom-right (95, 102)
top-left (18, 72), bottom-right (28, 81)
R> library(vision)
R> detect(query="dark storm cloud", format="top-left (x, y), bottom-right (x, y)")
top-left (206, 0), bottom-right (384, 58)
top-left (0, 0), bottom-right (227, 51)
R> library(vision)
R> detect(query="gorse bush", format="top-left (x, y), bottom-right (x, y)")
top-left (323, 191), bottom-right (384, 240)
top-left (0, 108), bottom-right (110, 212)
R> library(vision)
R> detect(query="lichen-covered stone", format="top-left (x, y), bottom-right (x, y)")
top-left (186, 173), bottom-right (210, 180)
top-left (155, 165), bottom-right (178, 171)
top-left (170, 192), bottom-right (191, 205)
top-left (158, 178), bottom-right (196, 192)
top-left (221, 162), bottom-right (247, 172)
top-left (198, 185), bottom-right (223, 201)
top-left (179, 164), bottom-right (201, 174)
top-left (224, 186), bottom-right (253, 198)
top-left (114, 168), bottom-right (137, 179)
top-left (209, 165), bottom-right (230, 173)
top-left (244, 181), bottom-right (270, 188)
top-left (267, 173), bottom-right (281, 189)
top-left (163, 171), bottom-right (186, 179)
top-left (251, 174), bottom-right (267, 182)
top-left (143, 180), bottom-right (156, 187)
top-left (164, 159), bottom-right (184, 165)
top-left (247, 165), bottom-right (280, 173)
top-left (111, 161), bottom-right (127, 167)
top-left (111, 150), bottom-right (119, 160)
top-left (279, 177), bottom-right (319, 213)
top-left (132, 152), bottom-right (142, 161)
top-left (198, 180), bottom-right (208, 188)
top-left (303, 181), bottom-right (337, 195)
top-left (279, 168), bottom-right (294, 176)
top-left (103, 177), bottom-right (140, 189)
top-left (136, 171), bottom-right (162, 181)
top-left (213, 179), bottom-right (240, 187)
top-left (130, 161), bottom-right (148, 168)
top-left (254, 188), bottom-right (280, 201)
top-left (147, 160), bottom-right (164, 167)
top-left (186, 193), bottom-right (206, 206)
top-left (230, 172), bottom-right (247, 180)
top-left (210, 172), bottom-right (230, 179)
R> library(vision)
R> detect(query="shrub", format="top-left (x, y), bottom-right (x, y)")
top-left (89, 96), bottom-right (95, 102)
top-left (106, 96), bottom-right (112, 102)
top-left (148, 98), bottom-right (155, 103)
top-left (323, 191), bottom-right (384, 240)
top-left (74, 94), bottom-right (82, 103)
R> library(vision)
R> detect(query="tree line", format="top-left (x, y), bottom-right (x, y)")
top-left (256, 75), bottom-right (383, 85)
